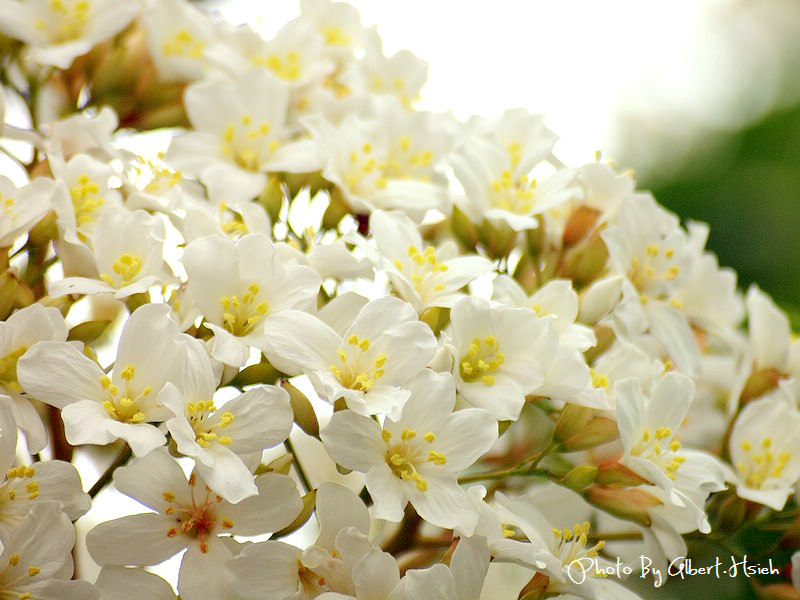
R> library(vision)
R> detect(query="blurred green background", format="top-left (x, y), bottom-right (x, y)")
top-left (624, 102), bottom-right (800, 324)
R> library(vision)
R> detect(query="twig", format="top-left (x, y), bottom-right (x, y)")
top-left (88, 444), bottom-right (133, 498)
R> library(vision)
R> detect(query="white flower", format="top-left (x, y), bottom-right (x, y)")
top-left (728, 396), bottom-right (800, 510)
top-left (0, 176), bottom-right (55, 248)
top-left (49, 208), bottom-right (174, 299)
top-left (369, 210), bottom-right (493, 314)
top-left (238, 17), bottom-right (334, 87)
top-left (164, 382), bottom-right (294, 503)
top-left (447, 297), bottom-right (556, 421)
top-left (182, 233), bottom-right (321, 367)
top-left (0, 396), bottom-right (90, 539)
top-left (18, 303), bottom-right (191, 455)
top-left (300, 0), bottom-right (366, 54)
top-left (494, 490), bottom-right (644, 600)
top-left (615, 373), bottom-right (727, 532)
top-left (223, 482), bottom-right (374, 599)
top-left (167, 70), bottom-right (321, 203)
top-left (0, 503), bottom-right (100, 599)
top-left (321, 370), bottom-right (497, 532)
top-left (451, 110), bottom-right (578, 231)
top-left (601, 194), bottom-right (700, 376)
top-left (265, 295), bottom-right (437, 418)
top-left (0, 0), bottom-right (140, 68)
top-left (0, 303), bottom-right (69, 453)
top-left (303, 106), bottom-right (450, 221)
top-left (493, 276), bottom-right (595, 351)
top-left (95, 567), bottom-right (177, 600)
top-left (141, 0), bottom-right (216, 82)
top-left (87, 447), bottom-right (301, 600)
top-left (342, 29), bottom-right (427, 107)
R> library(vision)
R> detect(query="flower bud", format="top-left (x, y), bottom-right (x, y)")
top-left (478, 218), bottom-right (517, 260)
top-left (282, 380), bottom-right (320, 439)
top-left (596, 461), bottom-right (650, 486)
top-left (27, 211), bottom-right (59, 247)
top-left (559, 230), bottom-right (608, 286)
top-left (563, 205), bottom-right (601, 247)
top-left (585, 484), bottom-right (661, 526)
top-left (559, 465), bottom-right (598, 492)
top-left (272, 489), bottom-right (317, 539)
top-left (578, 275), bottom-right (623, 324)
top-left (450, 205), bottom-right (479, 250)
top-left (229, 356), bottom-right (283, 387)
top-left (739, 367), bottom-right (783, 405)
top-left (67, 319), bottom-right (113, 344)
top-left (322, 188), bottom-right (350, 230)
top-left (554, 404), bottom-right (619, 451)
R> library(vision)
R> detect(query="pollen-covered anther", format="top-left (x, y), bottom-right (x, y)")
top-left (491, 170), bottom-right (538, 214)
top-left (219, 284), bottom-right (269, 336)
top-left (460, 336), bottom-right (504, 385)
top-left (427, 450), bottom-right (447, 465)
top-left (553, 521), bottom-right (606, 565)
top-left (737, 436), bottom-right (791, 489)
top-left (69, 173), bottom-right (104, 225)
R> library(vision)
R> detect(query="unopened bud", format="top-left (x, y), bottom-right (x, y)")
top-left (554, 404), bottom-right (619, 451)
top-left (578, 275), bottom-right (623, 324)
top-left (229, 356), bottom-right (283, 387)
top-left (272, 489), bottom-right (317, 538)
top-left (739, 367), bottom-right (783, 405)
top-left (586, 484), bottom-right (660, 526)
top-left (256, 453), bottom-right (294, 476)
top-left (282, 380), bottom-right (320, 439)
top-left (560, 465), bottom-right (598, 491)
top-left (322, 187), bottom-right (350, 230)
top-left (563, 205), bottom-right (601, 247)
top-left (707, 490), bottom-right (747, 535)
top-left (0, 269), bottom-right (20, 320)
top-left (420, 306), bottom-right (449, 335)
top-left (518, 572), bottom-right (550, 600)
top-left (596, 461), bottom-right (650, 486)
top-left (559, 230), bottom-right (608, 286)
top-left (67, 319), bottom-right (113, 344)
top-left (450, 205), bottom-right (479, 250)
top-left (478, 219), bottom-right (517, 260)
top-left (27, 211), bottom-right (59, 247)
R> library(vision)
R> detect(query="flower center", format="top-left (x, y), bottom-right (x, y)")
top-left (162, 29), bottom-right (205, 59)
top-left (393, 245), bottom-right (449, 298)
top-left (736, 437), bottom-right (791, 490)
top-left (69, 173), bottom-right (104, 228)
top-left (163, 475), bottom-right (234, 554)
top-left (220, 115), bottom-right (280, 172)
top-left (252, 51), bottom-right (302, 81)
top-left (552, 521), bottom-right (606, 566)
top-left (0, 346), bottom-right (27, 393)
top-left (632, 427), bottom-right (685, 480)
top-left (99, 365), bottom-right (152, 424)
top-left (344, 143), bottom-right (388, 192)
top-left (186, 400), bottom-right (234, 448)
top-left (459, 336), bottom-right (504, 385)
top-left (219, 283), bottom-right (269, 337)
top-left (382, 429), bottom-right (445, 492)
top-left (100, 253), bottom-right (143, 288)
top-left (329, 335), bottom-right (386, 392)
top-left (1, 465), bottom-right (39, 504)
top-left (491, 170), bottom-right (537, 214)
top-left (629, 243), bottom-right (681, 295)
top-left (37, 0), bottom-right (91, 43)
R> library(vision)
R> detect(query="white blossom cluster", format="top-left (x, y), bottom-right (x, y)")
top-left (0, 1), bottom-right (799, 599)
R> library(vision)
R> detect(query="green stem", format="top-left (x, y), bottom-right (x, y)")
top-left (284, 437), bottom-right (312, 492)
top-left (88, 444), bottom-right (133, 498)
